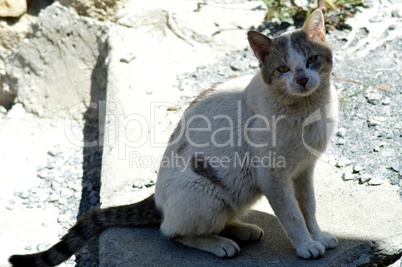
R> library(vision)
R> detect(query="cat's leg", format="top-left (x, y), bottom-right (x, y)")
top-left (259, 170), bottom-right (325, 259)
top-left (224, 220), bottom-right (264, 242)
top-left (293, 166), bottom-right (338, 250)
top-left (174, 235), bottom-right (240, 257)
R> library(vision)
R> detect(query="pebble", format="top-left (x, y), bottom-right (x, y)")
top-left (367, 116), bottom-right (386, 127)
top-left (337, 127), bottom-right (346, 137)
top-left (359, 174), bottom-right (372, 184)
top-left (342, 172), bottom-right (355, 181)
top-left (368, 177), bottom-right (384, 186)
top-left (47, 146), bottom-right (62, 157)
top-left (46, 158), bottom-right (56, 169)
top-left (336, 159), bottom-right (351, 168)
top-left (119, 52), bottom-right (136, 63)
top-left (381, 97), bottom-right (391, 105)
top-left (366, 92), bottom-right (382, 105)
top-left (36, 243), bottom-right (50, 252)
top-left (59, 188), bottom-right (74, 199)
top-left (230, 63), bottom-right (241, 71)
top-left (249, 61), bottom-right (259, 69)
top-left (58, 198), bottom-right (68, 206)
top-left (336, 137), bottom-right (345, 145)
top-left (353, 164), bottom-right (365, 173)
top-left (36, 191), bottom-right (50, 202)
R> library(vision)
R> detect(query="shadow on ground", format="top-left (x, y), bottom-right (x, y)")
top-left (99, 210), bottom-right (400, 267)
top-left (75, 37), bottom-right (108, 267)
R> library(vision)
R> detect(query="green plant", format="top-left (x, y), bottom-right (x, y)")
top-left (261, 0), bottom-right (369, 29)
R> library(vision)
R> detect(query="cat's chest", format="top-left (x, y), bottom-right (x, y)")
top-left (272, 115), bottom-right (330, 155)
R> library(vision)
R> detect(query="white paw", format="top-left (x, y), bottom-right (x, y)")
top-left (314, 232), bottom-right (338, 250)
top-left (296, 240), bottom-right (325, 259)
top-left (214, 239), bottom-right (240, 258)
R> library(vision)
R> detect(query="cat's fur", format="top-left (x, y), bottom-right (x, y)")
top-left (9, 9), bottom-right (338, 267)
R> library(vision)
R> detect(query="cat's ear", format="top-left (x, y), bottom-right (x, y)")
top-left (247, 31), bottom-right (272, 63)
top-left (302, 9), bottom-right (326, 42)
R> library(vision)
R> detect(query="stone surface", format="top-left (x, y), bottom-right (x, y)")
top-left (0, 0), bottom-right (27, 17)
top-left (3, 2), bottom-right (107, 118)
top-left (0, 13), bottom-right (36, 109)
top-left (99, 157), bottom-right (402, 266)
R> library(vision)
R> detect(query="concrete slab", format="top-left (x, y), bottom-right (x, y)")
top-left (99, 157), bottom-right (402, 266)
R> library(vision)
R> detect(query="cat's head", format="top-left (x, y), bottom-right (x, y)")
top-left (248, 9), bottom-right (332, 98)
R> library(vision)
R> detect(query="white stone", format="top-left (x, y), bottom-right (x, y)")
top-left (0, 0), bottom-right (27, 17)
top-left (4, 3), bottom-right (107, 118)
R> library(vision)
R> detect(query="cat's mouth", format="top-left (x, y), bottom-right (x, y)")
top-left (291, 85), bottom-right (317, 97)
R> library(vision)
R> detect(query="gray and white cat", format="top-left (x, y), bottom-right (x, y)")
top-left (10, 9), bottom-right (338, 267)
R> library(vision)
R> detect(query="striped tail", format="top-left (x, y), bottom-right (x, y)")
top-left (9, 194), bottom-right (161, 267)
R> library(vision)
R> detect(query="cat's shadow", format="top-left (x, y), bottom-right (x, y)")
top-left (101, 210), bottom-right (371, 267)
top-left (101, 210), bottom-right (300, 266)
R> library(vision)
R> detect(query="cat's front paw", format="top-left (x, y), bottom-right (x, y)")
top-left (214, 238), bottom-right (240, 258)
top-left (313, 232), bottom-right (338, 250)
top-left (296, 240), bottom-right (325, 259)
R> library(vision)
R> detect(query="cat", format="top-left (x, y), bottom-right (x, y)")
top-left (9, 9), bottom-right (338, 267)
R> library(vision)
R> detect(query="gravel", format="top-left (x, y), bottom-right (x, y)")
top-left (0, 110), bottom-right (101, 266)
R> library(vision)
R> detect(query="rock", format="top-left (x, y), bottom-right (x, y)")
top-left (391, 6), bottom-right (402, 18)
top-left (57, 198), bottom-right (68, 206)
top-left (0, 0), bottom-right (27, 17)
top-left (60, 189), bottom-right (74, 201)
top-left (36, 191), bottom-right (50, 202)
top-left (58, 0), bottom-right (125, 21)
top-left (336, 137), bottom-right (345, 145)
top-left (336, 159), bottom-right (351, 168)
top-left (3, 3), bottom-right (108, 118)
top-left (119, 52), bottom-right (136, 63)
top-left (337, 127), bottom-right (346, 137)
top-left (6, 103), bottom-right (26, 118)
top-left (342, 172), bottom-right (355, 181)
top-left (379, 142), bottom-right (387, 147)
top-left (249, 61), bottom-right (259, 69)
top-left (373, 146), bottom-right (380, 152)
top-left (368, 177), bottom-right (384, 186)
top-left (353, 164), bottom-right (365, 173)
top-left (359, 174), bottom-right (372, 184)
top-left (47, 145), bottom-right (62, 157)
top-left (368, 116), bottom-right (386, 127)
top-left (366, 92), bottom-right (382, 105)
top-left (36, 243), bottom-right (50, 252)
top-left (381, 97), bottom-right (391, 105)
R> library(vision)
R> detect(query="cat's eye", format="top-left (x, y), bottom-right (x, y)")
top-left (307, 55), bottom-right (318, 65)
top-left (277, 66), bottom-right (290, 73)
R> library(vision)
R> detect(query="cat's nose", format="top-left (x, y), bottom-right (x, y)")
top-left (296, 77), bottom-right (309, 87)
